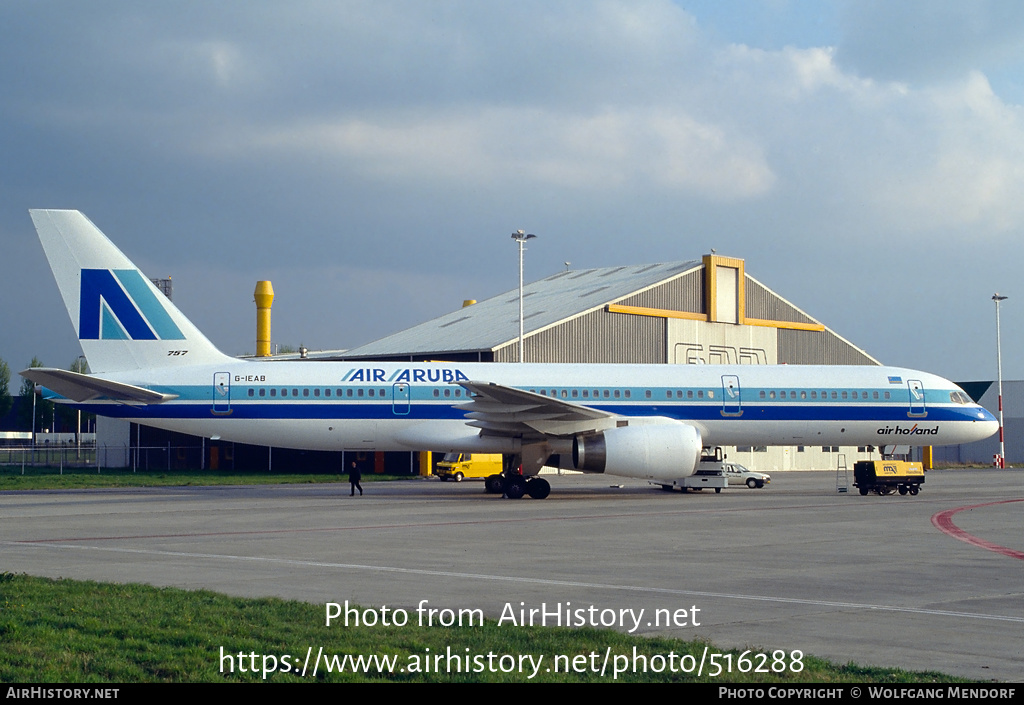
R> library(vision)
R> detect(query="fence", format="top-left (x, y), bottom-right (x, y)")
top-left (0, 443), bottom-right (205, 472)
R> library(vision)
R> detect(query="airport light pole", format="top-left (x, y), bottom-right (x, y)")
top-left (993, 293), bottom-right (1008, 467)
top-left (511, 230), bottom-right (537, 363)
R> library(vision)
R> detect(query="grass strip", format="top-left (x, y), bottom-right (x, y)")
top-left (0, 573), bottom-right (964, 683)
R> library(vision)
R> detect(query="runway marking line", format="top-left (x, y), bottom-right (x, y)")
top-left (931, 499), bottom-right (1024, 560)
top-left (5, 498), bottom-right (938, 544)
top-left (4, 540), bottom-right (1023, 626)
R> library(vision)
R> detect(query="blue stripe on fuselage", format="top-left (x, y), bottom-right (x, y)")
top-left (73, 400), bottom-right (985, 424)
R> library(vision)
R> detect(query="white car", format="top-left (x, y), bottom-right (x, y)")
top-left (723, 463), bottom-right (770, 488)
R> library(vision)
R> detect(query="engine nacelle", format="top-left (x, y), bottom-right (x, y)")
top-left (572, 422), bottom-right (703, 481)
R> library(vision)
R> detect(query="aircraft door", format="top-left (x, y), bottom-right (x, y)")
top-left (907, 379), bottom-right (926, 417)
top-left (213, 372), bottom-right (231, 415)
top-left (721, 375), bottom-right (742, 416)
top-left (392, 383), bottom-right (410, 415)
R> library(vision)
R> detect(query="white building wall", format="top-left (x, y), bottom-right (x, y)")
top-left (667, 318), bottom-right (777, 365)
top-left (96, 417), bottom-right (130, 468)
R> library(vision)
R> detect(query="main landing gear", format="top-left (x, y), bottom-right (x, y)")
top-left (485, 474), bottom-right (550, 499)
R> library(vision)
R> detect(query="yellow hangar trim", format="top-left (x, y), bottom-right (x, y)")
top-left (605, 304), bottom-right (825, 332)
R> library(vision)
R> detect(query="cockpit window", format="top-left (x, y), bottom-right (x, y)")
top-left (949, 391), bottom-right (971, 404)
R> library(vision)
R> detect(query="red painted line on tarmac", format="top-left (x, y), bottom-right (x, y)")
top-left (931, 499), bottom-right (1024, 560)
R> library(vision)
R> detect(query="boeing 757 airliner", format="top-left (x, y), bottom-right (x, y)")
top-left (22, 210), bottom-right (998, 499)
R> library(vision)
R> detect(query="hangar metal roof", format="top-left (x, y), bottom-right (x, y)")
top-left (342, 260), bottom-right (702, 358)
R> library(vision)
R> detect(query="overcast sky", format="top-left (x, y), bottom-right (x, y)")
top-left (3, 1), bottom-right (1024, 383)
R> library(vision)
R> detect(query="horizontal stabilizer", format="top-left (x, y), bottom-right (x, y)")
top-left (20, 368), bottom-right (178, 404)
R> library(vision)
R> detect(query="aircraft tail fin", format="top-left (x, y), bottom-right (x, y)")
top-left (29, 209), bottom-right (233, 373)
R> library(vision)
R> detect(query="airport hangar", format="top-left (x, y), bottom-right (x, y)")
top-left (100, 253), bottom-right (889, 475)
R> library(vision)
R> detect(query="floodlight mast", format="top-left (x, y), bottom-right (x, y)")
top-left (511, 230), bottom-right (537, 363)
top-left (993, 293), bottom-right (1008, 467)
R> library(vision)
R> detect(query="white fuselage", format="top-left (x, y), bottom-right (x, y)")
top-left (68, 360), bottom-right (998, 454)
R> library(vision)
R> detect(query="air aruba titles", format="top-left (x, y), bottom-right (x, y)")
top-left (232, 367), bottom-right (468, 385)
top-left (343, 367), bottom-right (470, 383)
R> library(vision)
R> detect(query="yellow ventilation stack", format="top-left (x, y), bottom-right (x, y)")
top-left (254, 281), bottom-right (274, 357)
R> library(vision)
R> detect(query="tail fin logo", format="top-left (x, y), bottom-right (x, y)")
top-left (80, 269), bottom-right (185, 341)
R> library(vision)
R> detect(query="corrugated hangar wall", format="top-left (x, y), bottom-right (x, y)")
top-left (494, 308), bottom-right (666, 363)
top-left (744, 278), bottom-right (816, 325)
top-left (777, 328), bottom-right (877, 366)
top-left (618, 268), bottom-right (705, 312)
top-left (493, 265), bottom-right (875, 367)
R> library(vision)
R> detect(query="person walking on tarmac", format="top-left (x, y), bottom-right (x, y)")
top-left (348, 461), bottom-right (363, 496)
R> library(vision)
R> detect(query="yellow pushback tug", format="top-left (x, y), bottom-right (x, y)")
top-left (853, 461), bottom-right (925, 496)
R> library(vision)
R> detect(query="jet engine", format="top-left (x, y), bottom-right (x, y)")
top-left (572, 422), bottom-right (702, 480)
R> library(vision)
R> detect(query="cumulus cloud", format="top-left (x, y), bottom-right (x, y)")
top-left (5, 0), bottom-right (1024, 377)
top-left (218, 106), bottom-right (775, 200)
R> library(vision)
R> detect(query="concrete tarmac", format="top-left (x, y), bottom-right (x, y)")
top-left (2, 468), bottom-right (1022, 681)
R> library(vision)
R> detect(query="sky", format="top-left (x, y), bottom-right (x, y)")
top-left (3, 0), bottom-right (1024, 383)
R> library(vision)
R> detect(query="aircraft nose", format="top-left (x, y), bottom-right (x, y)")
top-left (974, 407), bottom-right (999, 440)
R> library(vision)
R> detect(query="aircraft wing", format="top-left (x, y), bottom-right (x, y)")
top-left (19, 368), bottom-right (179, 404)
top-left (456, 380), bottom-right (618, 438)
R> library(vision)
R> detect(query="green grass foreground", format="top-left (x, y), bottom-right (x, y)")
top-left (0, 573), bottom-right (964, 683)
top-left (0, 466), bottom-right (404, 491)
